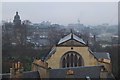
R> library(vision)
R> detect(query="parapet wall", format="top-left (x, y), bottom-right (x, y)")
top-left (32, 59), bottom-right (48, 69)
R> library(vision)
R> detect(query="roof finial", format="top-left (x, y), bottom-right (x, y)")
top-left (70, 29), bottom-right (73, 34)
top-left (70, 29), bottom-right (73, 39)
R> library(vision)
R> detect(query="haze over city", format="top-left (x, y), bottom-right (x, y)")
top-left (2, 2), bottom-right (118, 26)
top-left (1, 2), bottom-right (119, 79)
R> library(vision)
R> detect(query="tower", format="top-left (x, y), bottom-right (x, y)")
top-left (13, 12), bottom-right (25, 45)
top-left (13, 11), bottom-right (21, 26)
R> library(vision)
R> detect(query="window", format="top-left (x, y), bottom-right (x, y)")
top-left (71, 54), bottom-right (73, 67)
top-left (61, 51), bottom-right (84, 68)
top-left (66, 55), bottom-right (69, 67)
top-left (62, 58), bottom-right (66, 68)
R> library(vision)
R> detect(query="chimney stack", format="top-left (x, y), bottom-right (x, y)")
top-left (10, 61), bottom-right (23, 78)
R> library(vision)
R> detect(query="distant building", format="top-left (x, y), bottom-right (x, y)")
top-left (13, 12), bottom-right (26, 45)
top-left (111, 35), bottom-right (118, 45)
top-left (29, 23), bottom-right (51, 47)
top-left (13, 12), bottom-right (21, 26)
top-left (68, 23), bottom-right (84, 32)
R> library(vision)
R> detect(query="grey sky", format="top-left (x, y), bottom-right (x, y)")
top-left (2, 2), bottom-right (118, 26)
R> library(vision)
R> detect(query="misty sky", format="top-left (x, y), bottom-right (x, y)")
top-left (2, 2), bottom-right (118, 26)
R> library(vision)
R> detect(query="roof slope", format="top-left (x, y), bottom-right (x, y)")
top-left (23, 71), bottom-right (40, 78)
top-left (93, 52), bottom-right (110, 60)
top-left (49, 66), bottom-right (102, 78)
top-left (1, 71), bottom-right (40, 79)
top-left (45, 47), bottom-right (56, 61)
top-left (89, 49), bottom-right (111, 63)
top-left (58, 33), bottom-right (86, 45)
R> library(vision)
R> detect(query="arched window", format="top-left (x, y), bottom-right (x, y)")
top-left (66, 54), bottom-right (69, 67)
top-left (62, 58), bottom-right (66, 68)
top-left (78, 57), bottom-right (82, 66)
top-left (61, 51), bottom-right (84, 68)
top-left (71, 53), bottom-right (73, 67)
top-left (74, 54), bottom-right (77, 67)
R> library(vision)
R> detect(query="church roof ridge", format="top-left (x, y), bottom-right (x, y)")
top-left (58, 33), bottom-right (86, 45)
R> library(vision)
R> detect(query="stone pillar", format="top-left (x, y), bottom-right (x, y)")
top-left (32, 59), bottom-right (49, 78)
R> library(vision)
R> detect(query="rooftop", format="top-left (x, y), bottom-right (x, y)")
top-left (58, 33), bottom-right (86, 45)
top-left (49, 66), bottom-right (102, 78)
top-left (1, 71), bottom-right (40, 79)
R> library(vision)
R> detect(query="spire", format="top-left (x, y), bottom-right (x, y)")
top-left (93, 35), bottom-right (96, 52)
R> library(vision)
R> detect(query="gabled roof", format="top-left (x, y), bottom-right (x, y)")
top-left (58, 33), bottom-right (86, 45)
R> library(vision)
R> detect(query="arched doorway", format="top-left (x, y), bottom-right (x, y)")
top-left (61, 51), bottom-right (84, 68)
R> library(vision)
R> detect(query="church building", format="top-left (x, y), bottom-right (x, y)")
top-left (31, 32), bottom-right (113, 79)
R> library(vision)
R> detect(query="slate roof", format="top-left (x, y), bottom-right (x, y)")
top-left (1, 71), bottom-right (40, 79)
top-left (88, 49), bottom-right (111, 63)
top-left (49, 66), bottom-right (102, 78)
top-left (58, 33), bottom-right (86, 45)
top-left (93, 52), bottom-right (110, 60)
top-left (23, 71), bottom-right (40, 78)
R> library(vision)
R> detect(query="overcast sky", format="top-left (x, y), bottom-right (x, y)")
top-left (2, 2), bottom-right (118, 26)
